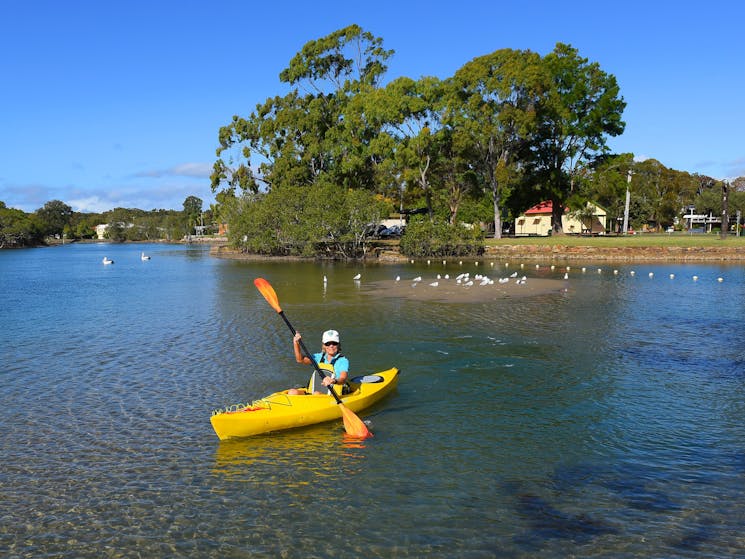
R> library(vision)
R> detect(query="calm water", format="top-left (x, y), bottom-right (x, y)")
top-left (2, 243), bottom-right (745, 558)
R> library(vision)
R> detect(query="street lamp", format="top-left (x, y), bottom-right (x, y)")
top-left (622, 170), bottom-right (631, 235)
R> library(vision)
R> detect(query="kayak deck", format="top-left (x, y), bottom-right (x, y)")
top-left (210, 367), bottom-right (399, 440)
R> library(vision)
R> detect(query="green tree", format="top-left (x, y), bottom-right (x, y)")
top-left (585, 154), bottom-right (634, 233)
top-left (528, 43), bottom-right (626, 234)
top-left (229, 183), bottom-right (390, 258)
top-left (211, 24), bottom-right (394, 203)
top-left (365, 76), bottom-right (446, 218)
top-left (74, 219), bottom-right (96, 239)
top-left (450, 48), bottom-right (543, 238)
top-left (399, 216), bottom-right (483, 257)
top-left (35, 200), bottom-right (73, 237)
top-left (183, 196), bottom-right (203, 234)
top-left (631, 159), bottom-right (698, 230)
top-left (0, 202), bottom-right (42, 247)
top-left (431, 126), bottom-right (481, 225)
top-left (103, 207), bottom-right (134, 241)
top-left (693, 187), bottom-right (723, 231)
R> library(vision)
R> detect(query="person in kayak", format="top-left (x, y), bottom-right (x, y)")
top-left (288, 329), bottom-right (349, 395)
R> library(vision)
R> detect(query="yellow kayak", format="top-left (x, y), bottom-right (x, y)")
top-left (210, 367), bottom-right (399, 440)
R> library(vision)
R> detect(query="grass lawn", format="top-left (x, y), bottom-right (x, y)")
top-left (485, 233), bottom-right (745, 248)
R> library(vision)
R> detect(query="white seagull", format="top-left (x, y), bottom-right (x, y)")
top-left (353, 273), bottom-right (361, 281)
top-left (102, 257), bottom-right (114, 265)
top-left (141, 252), bottom-right (151, 261)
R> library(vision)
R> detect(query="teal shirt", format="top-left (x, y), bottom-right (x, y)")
top-left (312, 352), bottom-right (349, 379)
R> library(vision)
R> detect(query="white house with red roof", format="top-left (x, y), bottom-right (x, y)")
top-left (515, 201), bottom-right (607, 236)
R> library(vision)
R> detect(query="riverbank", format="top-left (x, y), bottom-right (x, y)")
top-left (482, 243), bottom-right (745, 262)
top-left (212, 236), bottom-right (745, 263)
top-left (44, 235), bottom-right (229, 246)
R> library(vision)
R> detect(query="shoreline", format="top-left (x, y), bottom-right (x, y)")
top-left (482, 244), bottom-right (745, 262)
top-left (211, 243), bottom-right (745, 263)
top-left (37, 238), bottom-right (745, 262)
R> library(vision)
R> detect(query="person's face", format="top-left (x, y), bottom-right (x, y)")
top-left (324, 341), bottom-right (339, 355)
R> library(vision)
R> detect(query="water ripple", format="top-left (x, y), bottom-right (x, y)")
top-left (4, 252), bottom-right (745, 557)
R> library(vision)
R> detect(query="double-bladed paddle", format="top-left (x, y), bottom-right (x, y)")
top-left (254, 277), bottom-right (372, 438)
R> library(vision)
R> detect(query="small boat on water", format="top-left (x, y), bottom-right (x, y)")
top-left (102, 257), bottom-right (114, 265)
top-left (210, 367), bottom-right (399, 440)
top-left (141, 252), bottom-right (151, 261)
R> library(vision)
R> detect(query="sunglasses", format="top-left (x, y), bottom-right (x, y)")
top-left (324, 341), bottom-right (339, 347)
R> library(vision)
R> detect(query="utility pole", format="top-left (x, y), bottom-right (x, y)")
top-left (721, 181), bottom-right (729, 238)
top-left (622, 170), bottom-right (631, 234)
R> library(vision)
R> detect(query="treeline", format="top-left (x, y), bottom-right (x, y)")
top-left (0, 196), bottom-right (211, 248)
top-left (589, 157), bottom-right (745, 233)
top-left (210, 25), bottom-right (741, 258)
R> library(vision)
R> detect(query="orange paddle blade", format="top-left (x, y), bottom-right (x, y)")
top-left (339, 404), bottom-right (373, 438)
top-left (254, 278), bottom-right (281, 313)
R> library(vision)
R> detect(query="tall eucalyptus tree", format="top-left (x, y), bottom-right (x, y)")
top-left (528, 43), bottom-right (626, 234)
top-left (363, 75), bottom-right (448, 218)
top-left (211, 25), bottom-right (394, 199)
top-left (449, 49), bottom-right (543, 238)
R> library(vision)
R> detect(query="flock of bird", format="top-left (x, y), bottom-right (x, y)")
top-left (333, 260), bottom-right (727, 286)
top-left (391, 270), bottom-right (528, 288)
top-left (101, 252), bottom-right (151, 265)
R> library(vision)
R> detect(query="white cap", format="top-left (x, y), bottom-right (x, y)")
top-left (322, 329), bottom-right (340, 344)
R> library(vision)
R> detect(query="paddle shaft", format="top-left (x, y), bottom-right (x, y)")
top-left (277, 310), bottom-right (343, 404)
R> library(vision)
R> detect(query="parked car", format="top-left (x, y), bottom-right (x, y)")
top-left (364, 224), bottom-right (387, 237)
top-left (380, 225), bottom-right (404, 238)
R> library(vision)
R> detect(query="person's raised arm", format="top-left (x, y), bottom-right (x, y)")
top-left (293, 332), bottom-right (311, 364)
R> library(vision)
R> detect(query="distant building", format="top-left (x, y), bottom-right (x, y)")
top-left (94, 222), bottom-right (135, 239)
top-left (515, 201), bottom-right (607, 236)
top-left (682, 206), bottom-right (721, 232)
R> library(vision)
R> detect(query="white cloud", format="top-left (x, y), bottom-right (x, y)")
top-left (67, 196), bottom-right (113, 213)
top-left (132, 162), bottom-right (212, 179)
top-left (171, 162), bottom-right (212, 177)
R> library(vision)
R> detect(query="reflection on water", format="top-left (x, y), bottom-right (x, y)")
top-left (213, 426), bottom-right (370, 485)
top-left (3, 246), bottom-right (745, 557)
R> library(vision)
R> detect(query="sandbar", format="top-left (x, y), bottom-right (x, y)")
top-left (363, 276), bottom-right (566, 303)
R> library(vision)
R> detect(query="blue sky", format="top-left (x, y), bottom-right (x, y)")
top-left (1, 0), bottom-right (743, 213)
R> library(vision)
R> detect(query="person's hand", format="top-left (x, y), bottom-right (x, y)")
top-left (322, 376), bottom-right (334, 387)
top-left (293, 332), bottom-right (302, 343)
